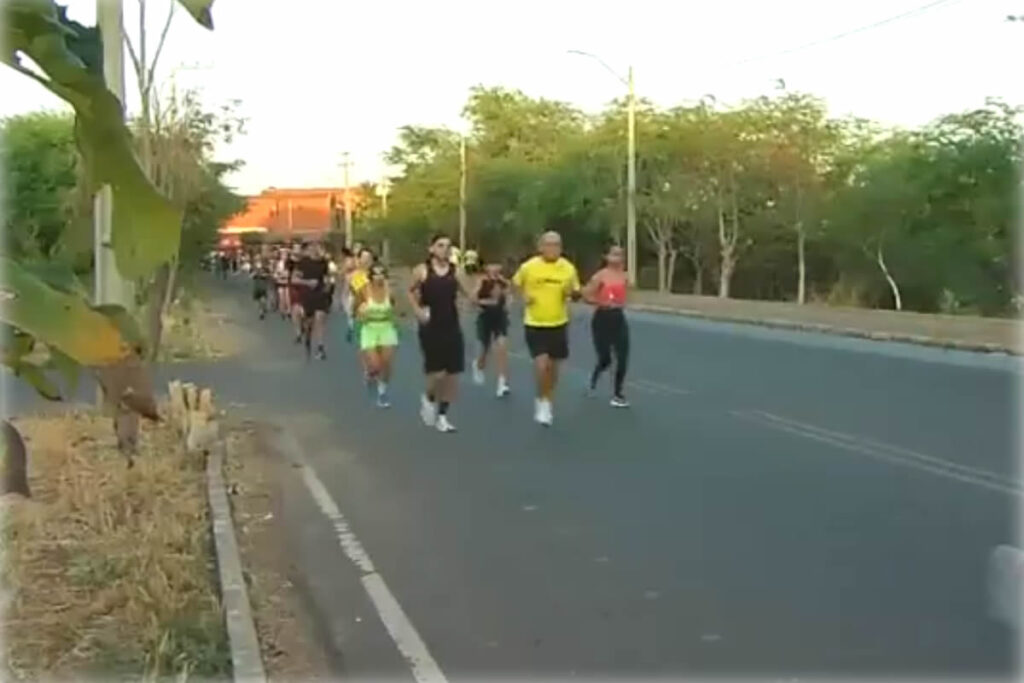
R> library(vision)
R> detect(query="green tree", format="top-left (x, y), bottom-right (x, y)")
top-left (1, 111), bottom-right (78, 260)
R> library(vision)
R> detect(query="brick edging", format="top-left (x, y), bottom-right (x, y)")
top-left (630, 303), bottom-right (1019, 355)
top-left (207, 442), bottom-right (267, 683)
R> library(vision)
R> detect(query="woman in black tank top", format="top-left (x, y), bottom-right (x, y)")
top-left (406, 234), bottom-right (467, 433)
top-left (472, 261), bottom-right (510, 396)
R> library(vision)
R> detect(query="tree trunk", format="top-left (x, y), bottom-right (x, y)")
top-left (876, 244), bottom-right (902, 311)
top-left (666, 249), bottom-right (678, 294)
top-left (719, 248), bottom-right (734, 299)
top-left (146, 263), bottom-right (171, 363)
top-left (796, 225), bottom-right (806, 304)
top-left (692, 262), bottom-right (703, 295)
top-left (716, 186), bottom-right (737, 299)
top-left (657, 241), bottom-right (667, 293)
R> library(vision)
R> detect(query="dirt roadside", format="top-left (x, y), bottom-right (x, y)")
top-left (221, 419), bottom-right (334, 681)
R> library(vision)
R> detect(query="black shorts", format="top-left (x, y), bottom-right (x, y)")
top-left (476, 309), bottom-right (509, 348)
top-left (300, 290), bottom-right (331, 316)
top-left (418, 323), bottom-right (465, 374)
top-left (524, 324), bottom-right (569, 360)
top-left (252, 280), bottom-right (268, 300)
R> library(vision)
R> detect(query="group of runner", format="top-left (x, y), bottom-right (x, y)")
top-left (246, 229), bottom-right (632, 431)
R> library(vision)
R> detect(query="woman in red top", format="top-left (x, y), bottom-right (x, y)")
top-left (583, 245), bottom-right (630, 407)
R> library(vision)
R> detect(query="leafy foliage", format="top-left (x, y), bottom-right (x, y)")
top-left (382, 86), bottom-right (1021, 314)
top-left (0, 0), bottom-right (218, 416)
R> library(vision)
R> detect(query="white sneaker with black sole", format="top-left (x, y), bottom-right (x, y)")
top-left (435, 414), bottom-right (456, 433)
top-left (420, 394), bottom-right (436, 427)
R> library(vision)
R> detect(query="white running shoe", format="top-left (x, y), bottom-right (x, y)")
top-left (536, 399), bottom-right (553, 426)
top-left (534, 399), bottom-right (544, 424)
top-left (420, 395), bottom-right (436, 427)
top-left (610, 395), bottom-right (630, 408)
top-left (435, 414), bottom-right (456, 433)
top-left (472, 363), bottom-right (485, 386)
top-left (496, 377), bottom-right (510, 398)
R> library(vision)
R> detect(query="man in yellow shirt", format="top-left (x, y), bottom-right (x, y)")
top-left (512, 231), bottom-right (581, 426)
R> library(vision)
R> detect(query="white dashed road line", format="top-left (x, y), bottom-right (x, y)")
top-left (277, 429), bottom-right (448, 683)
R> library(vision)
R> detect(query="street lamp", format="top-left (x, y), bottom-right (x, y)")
top-left (567, 49), bottom-right (637, 286)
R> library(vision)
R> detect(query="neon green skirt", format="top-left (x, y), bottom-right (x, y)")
top-left (360, 321), bottom-right (398, 350)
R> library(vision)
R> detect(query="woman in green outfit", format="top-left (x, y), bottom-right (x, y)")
top-left (358, 263), bottom-right (399, 407)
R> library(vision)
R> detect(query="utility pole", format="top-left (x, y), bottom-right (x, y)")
top-left (95, 0), bottom-right (131, 309)
top-left (377, 177), bottom-right (391, 264)
top-left (567, 50), bottom-right (637, 285)
top-left (342, 152), bottom-right (353, 249)
top-left (459, 135), bottom-right (467, 257)
top-left (626, 65), bottom-right (637, 286)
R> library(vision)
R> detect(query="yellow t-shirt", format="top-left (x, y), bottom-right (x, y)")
top-left (512, 256), bottom-right (580, 327)
top-left (350, 269), bottom-right (369, 294)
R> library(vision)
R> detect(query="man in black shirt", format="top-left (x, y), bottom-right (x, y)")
top-left (292, 241), bottom-right (331, 360)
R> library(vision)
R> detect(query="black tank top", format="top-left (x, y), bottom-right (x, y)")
top-left (421, 260), bottom-right (459, 327)
top-left (478, 277), bottom-right (507, 311)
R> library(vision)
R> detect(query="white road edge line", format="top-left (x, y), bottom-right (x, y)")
top-left (734, 410), bottom-right (1022, 498)
top-left (296, 443), bottom-right (448, 683)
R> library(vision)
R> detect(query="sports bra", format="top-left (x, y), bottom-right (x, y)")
top-left (597, 276), bottom-right (627, 307)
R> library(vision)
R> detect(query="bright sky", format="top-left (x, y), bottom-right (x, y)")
top-left (2, 0), bottom-right (1020, 195)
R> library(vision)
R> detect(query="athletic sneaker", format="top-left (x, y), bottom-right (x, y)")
top-left (610, 395), bottom-right (630, 408)
top-left (534, 399), bottom-right (553, 426)
top-left (472, 363), bottom-right (485, 386)
top-left (420, 394), bottom-right (437, 427)
top-left (435, 414), bottom-right (456, 433)
top-left (496, 377), bottom-right (510, 398)
top-left (539, 399), bottom-right (553, 426)
top-left (316, 345), bottom-right (327, 361)
top-left (377, 384), bottom-right (391, 408)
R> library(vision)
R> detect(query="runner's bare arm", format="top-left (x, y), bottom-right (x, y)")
top-left (407, 264), bottom-right (429, 321)
top-left (581, 271), bottom-right (603, 305)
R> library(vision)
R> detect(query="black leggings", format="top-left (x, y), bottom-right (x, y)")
top-left (590, 307), bottom-right (629, 397)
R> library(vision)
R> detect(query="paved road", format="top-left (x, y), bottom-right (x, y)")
top-left (9, 281), bottom-right (1019, 679)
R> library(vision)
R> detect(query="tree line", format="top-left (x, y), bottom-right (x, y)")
top-left (372, 87), bottom-right (1021, 316)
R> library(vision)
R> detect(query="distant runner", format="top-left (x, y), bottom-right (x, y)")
top-left (471, 258), bottom-right (511, 397)
top-left (292, 241), bottom-right (331, 360)
top-left (251, 255), bottom-right (272, 320)
top-left (512, 231), bottom-right (581, 426)
top-left (583, 244), bottom-right (630, 407)
top-left (358, 263), bottom-right (399, 408)
top-left (408, 233), bottom-right (467, 433)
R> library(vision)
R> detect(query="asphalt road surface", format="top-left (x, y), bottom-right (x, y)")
top-left (9, 281), bottom-right (1020, 680)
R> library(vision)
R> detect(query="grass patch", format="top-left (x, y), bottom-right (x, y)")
top-left (159, 292), bottom-right (243, 362)
top-left (1, 410), bottom-right (229, 681)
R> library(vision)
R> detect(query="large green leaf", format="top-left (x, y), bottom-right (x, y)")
top-left (0, 256), bottom-right (130, 367)
top-left (2, 0), bottom-right (181, 280)
top-left (177, 0), bottom-right (216, 29)
top-left (16, 363), bottom-right (62, 401)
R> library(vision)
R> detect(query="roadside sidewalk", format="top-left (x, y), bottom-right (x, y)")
top-left (390, 267), bottom-right (1020, 355)
top-left (629, 290), bottom-right (1021, 355)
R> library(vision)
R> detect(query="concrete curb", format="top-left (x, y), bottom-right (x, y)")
top-left (207, 442), bottom-right (267, 683)
top-left (629, 303), bottom-right (1020, 356)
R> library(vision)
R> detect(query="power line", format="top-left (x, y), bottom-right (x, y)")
top-left (718, 0), bottom-right (963, 70)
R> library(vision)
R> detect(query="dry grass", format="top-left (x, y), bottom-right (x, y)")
top-left (1, 410), bottom-right (229, 681)
top-left (160, 294), bottom-right (244, 362)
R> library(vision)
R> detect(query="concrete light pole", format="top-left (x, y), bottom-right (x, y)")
top-left (568, 50), bottom-right (637, 285)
